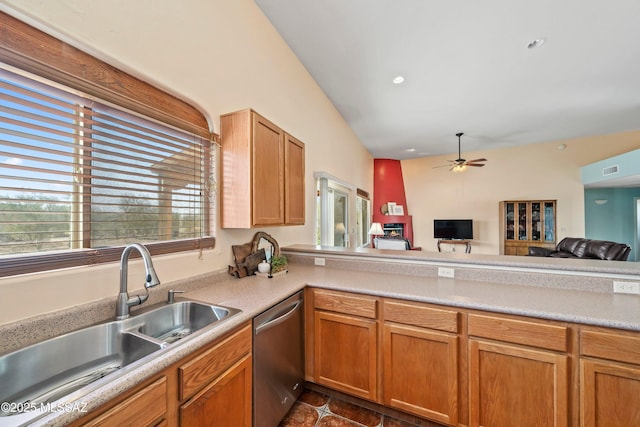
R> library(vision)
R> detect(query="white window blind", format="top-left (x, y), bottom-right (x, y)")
top-left (0, 67), bottom-right (213, 275)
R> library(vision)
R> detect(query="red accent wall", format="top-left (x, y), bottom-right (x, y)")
top-left (373, 159), bottom-right (407, 211)
top-left (372, 159), bottom-right (414, 246)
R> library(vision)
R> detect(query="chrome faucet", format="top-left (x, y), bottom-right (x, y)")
top-left (116, 243), bottom-right (161, 320)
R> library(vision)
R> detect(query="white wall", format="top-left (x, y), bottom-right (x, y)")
top-left (0, 0), bottom-right (372, 324)
top-left (403, 130), bottom-right (640, 253)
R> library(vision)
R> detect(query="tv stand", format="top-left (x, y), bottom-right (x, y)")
top-left (437, 239), bottom-right (471, 254)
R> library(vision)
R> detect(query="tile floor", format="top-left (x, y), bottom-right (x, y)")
top-left (279, 388), bottom-right (426, 427)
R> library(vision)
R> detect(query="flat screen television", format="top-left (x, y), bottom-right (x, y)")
top-left (434, 219), bottom-right (473, 240)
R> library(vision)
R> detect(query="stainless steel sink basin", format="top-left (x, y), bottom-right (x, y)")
top-left (0, 299), bottom-right (240, 424)
top-left (135, 301), bottom-right (241, 344)
top-left (0, 321), bottom-right (162, 417)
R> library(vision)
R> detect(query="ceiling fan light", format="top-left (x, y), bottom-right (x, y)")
top-left (452, 164), bottom-right (467, 173)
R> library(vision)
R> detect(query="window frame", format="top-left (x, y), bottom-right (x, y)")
top-left (0, 12), bottom-right (215, 277)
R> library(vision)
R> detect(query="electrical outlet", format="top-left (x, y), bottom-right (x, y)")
top-left (613, 281), bottom-right (640, 295)
top-left (438, 267), bottom-right (455, 278)
top-left (314, 257), bottom-right (326, 266)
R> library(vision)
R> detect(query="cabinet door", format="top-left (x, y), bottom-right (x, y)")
top-left (383, 323), bottom-right (458, 425)
top-left (82, 376), bottom-right (167, 427)
top-left (284, 133), bottom-right (305, 225)
top-left (314, 310), bottom-right (377, 400)
top-left (180, 355), bottom-right (252, 427)
top-left (581, 359), bottom-right (640, 427)
top-left (252, 113), bottom-right (284, 225)
top-left (469, 340), bottom-right (568, 427)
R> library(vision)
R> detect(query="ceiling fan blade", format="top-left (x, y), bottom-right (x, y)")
top-left (432, 164), bottom-right (451, 169)
top-left (466, 158), bottom-right (487, 163)
top-left (465, 163), bottom-right (485, 167)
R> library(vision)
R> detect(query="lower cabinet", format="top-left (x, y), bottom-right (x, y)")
top-left (468, 340), bottom-right (569, 427)
top-left (312, 289), bottom-right (379, 401)
top-left (73, 322), bottom-right (252, 427)
top-left (580, 328), bottom-right (640, 427)
top-left (307, 289), bottom-right (584, 427)
top-left (81, 376), bottom-right (168, 427)
top-left (180, 355), bottom-right (252, 427)
top-left (382, 300), bottom-right (459, 425)
top-left (468, 314), bottom-right (570, 427)
top-left (178, 323), bottom-right (252, 427)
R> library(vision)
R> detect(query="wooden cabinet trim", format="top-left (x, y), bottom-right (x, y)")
top-left (314, 289), bottom-right (378, 319)
top-left (468, 313), bottom-right (568, 352)
top-left (179, 323), bottom-right (252, 401)
top-left (383, 299), bottom-right (459, 333)
top-left (82, 376), bottom-right (167, 427)
top-left (581, 329), bottom-right (640, 365)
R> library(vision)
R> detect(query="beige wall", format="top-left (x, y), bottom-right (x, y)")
top-left (403, 130), bottom-right (640, 253)
top-left (0, 0), bottom-right (372, 324)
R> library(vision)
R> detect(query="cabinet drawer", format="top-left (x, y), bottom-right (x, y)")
top-left (179, 323), bottom-right (252, 401)
top-left (468, 314), bottom-right (568, 352)
top-left (314, 289), bottom-right (377, 319)
top-left (581, 329), bottom-right (640, 365)
top-left (83, 376), bottom-right (166, 427)
top-left (383, 299), bottom-right (458, 333)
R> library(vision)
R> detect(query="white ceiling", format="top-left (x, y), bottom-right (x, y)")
top-left (255, 0), bottom-right (640, 160)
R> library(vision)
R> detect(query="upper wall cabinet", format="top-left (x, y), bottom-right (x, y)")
top-left (220, 109), bottom-right (305, 228)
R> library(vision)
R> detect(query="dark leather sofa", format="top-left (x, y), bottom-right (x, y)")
top-left (528, 237), bottom-right (631, 261)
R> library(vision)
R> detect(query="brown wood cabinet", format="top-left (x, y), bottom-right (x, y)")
top-left (220, 109), bottom-right (305, 228)
top-left (580, 328), bottom-right (640, 427)
top-left (180, 355), bottom-right (252, 427)
top-left (72, 322), bottom-right (252, 427)
top-left (312, 289), bottom-right (379, 401)
top-left (285, 132), bottom-right (305, 225)
top-left (468, 314), bottom-right (570, 427)
top-left (382, 300), bottom-right (459, 425)
top-left (499, 200), bottom-right (556, 256)
top-left (81, 376), bottom-right (167, 427)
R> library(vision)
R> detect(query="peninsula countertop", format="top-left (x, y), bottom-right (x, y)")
top-left (15, 259), bottom-right (640, 426)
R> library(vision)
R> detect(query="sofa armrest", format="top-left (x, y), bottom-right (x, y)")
top-left (528, 246), bottom-right (555, 257)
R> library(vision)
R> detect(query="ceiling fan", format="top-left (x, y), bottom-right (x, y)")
top-left (435, 132), bottom-right (487, 172)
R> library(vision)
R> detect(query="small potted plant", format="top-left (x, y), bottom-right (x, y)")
top-left (270, 255), bottom-right (288, 275)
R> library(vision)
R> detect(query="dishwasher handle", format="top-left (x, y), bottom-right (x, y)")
top-left (255, 300), bottom-right (301, 335)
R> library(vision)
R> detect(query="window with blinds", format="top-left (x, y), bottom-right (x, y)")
top-left (0, 67), bottom-right (213, 275)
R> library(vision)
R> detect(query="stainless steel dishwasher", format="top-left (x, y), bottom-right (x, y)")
top-left (253, 290), bottom-right (304, 427)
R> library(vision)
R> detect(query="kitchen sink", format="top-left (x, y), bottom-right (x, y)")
top-left (0, 299), bottom-right (240, 423)
top-left (135, 301), bottom-right (241, 344)
top-left (0, 321), bottom-right (162, 417)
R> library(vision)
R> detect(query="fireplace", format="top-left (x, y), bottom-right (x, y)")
top-left (383, 223), bottom-right (405, 238)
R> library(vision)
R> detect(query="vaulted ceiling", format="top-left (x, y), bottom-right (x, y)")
top-left (255, 0), bottom-right (640, 159)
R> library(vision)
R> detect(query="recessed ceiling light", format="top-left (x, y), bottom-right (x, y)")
top-left (393, 76), bottom-right (405, 84)
top-left (406, 148), bottom-right (416, 152)
top-left (527, 38), bottom-right (546, 49)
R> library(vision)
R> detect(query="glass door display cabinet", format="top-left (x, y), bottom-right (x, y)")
top-left (500, 200), bottom-right (556, 256)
